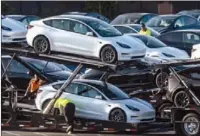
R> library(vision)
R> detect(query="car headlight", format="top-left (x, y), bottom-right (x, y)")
top-left (2, 26), bottom-right (12, 31)
top-left (126, 105), bottom-right (140, 112)
top-left (162, 53), bottom-right (175, 58)
top-left (116, 42), bottom-right (131, 49)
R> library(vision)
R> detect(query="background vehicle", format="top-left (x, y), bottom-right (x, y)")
top-left (113, 24), bottom-right (160, 37)
top-left (1, 15), bottom-right (27, 44)
top-left (26, 15), bottom-right (146, 63)
top-left (191, 43), bottom-right (200, 59)
top-left (35, 79), bottom-right (155, 123)
top-left (61, 12), bottom-right (110, 23)
top-left (129, 34), bottom-right (189, 64)
top-left (6, 15), bottom-right (41, 25)
top-left (111, 13), bottom-right (157, 25)
top-left (2, 55), bottom-right (72, 90)
top-left (158, 29), bottom-right (200, 55)
top-left (177, 9), bottom-right (200, 20)
top-left (167, 65), bottom-right (200, 107)
top-left (146, 14), bottom-right (199, 34)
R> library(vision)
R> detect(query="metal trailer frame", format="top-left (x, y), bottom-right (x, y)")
top-left (1, 47), bottom-right (156, 133)
top-left (1, 46), bottom-right (200, 133)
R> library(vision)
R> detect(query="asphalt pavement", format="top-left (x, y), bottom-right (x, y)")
top-left (2, 130), bottom-right (176, 136)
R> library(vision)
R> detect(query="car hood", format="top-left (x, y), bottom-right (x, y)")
top-left (112, 98), bottom-right (154, 112)
top-left (102, 35), bottom-right (146, 50)
top-left (2, 17), bottom-right (27, 32)
top-left (147, 46), bottom-right (189, 59)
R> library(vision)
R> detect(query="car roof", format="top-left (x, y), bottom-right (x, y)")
top-left (120, 13), bottom-right (154, 16)
top-left (51, 15), bottom-right (101, 22)
top-left (62, 12), bottom-right (87, 15)
top-left (171, 29), bottom-right (200, 34)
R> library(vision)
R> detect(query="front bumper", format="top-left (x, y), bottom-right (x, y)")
top-left (2, 31), bottom-right (27, 43)
top-left (118, 49), bottom-right (146, 61)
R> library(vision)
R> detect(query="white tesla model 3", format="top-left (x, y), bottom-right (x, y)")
top-left (35, 79), bottom-right (155, 124)
top-left (26, 15), bottom-right (146, 63)
top-left (2, 15), bottom-right (27, 44)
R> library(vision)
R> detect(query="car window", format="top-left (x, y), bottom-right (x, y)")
top-left (175, 16), bottom-right (197, 28)
top-left (77, 84), bottom-right (103, 99)
top-left (159, 32), bottom-right (183, 43)
top-left (21, 18), bottom-right (28, 25)
top-left (114, 26), bottom-right (136, 34)
top-left (51, 19), bottom-right (64, 30)
top-left (69, 20), bottom-right (92, 35)
top-left (2, 58), bottom-right (29, 74)
top-left (174, 17), bottom-right (185, 28)
top-left (184, 32), bottom-right (200, 44)
top-left (140, 15), bottom-right (150, 24)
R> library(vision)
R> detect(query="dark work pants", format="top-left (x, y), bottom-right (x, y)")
top-left (62, 103), bottom-right (75, 130)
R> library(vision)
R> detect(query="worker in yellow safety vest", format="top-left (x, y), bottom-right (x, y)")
top-left (139, 23), bottom-right (151, 36)
top-left (53, 98), bottom-right (75, 134)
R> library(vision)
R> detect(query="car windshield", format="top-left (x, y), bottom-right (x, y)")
top-left (23, 58), bottom-right (63, 73)
top-left (129, 25), bottom-right (160, 37)
top-left (133, 35), bottom-right (166, 48)
top-left (101, 83), bottom-right (130, 100)
top-left (146, 16), bottom-right (176, 27)
top-left (84, 19), bottom-right (122, 37)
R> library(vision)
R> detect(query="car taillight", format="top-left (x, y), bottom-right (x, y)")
top-left (37, 90), bottom-right (43, 94)
top-left (27, 25), bottom-right (34, 29)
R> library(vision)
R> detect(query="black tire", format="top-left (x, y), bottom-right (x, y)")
top-left (33, 35), bottom-right (50, 54)
top-left (109, 108), bottom-right (126, 123)
top-left (174, 90), bottom-right (190, 108)
top-left (158, 102), bottom-right (173, 119)
top-left (155, 72), bottom-right (168, 88)
top-left (100, 45), bottom-right (117, 64)
top-left (180, 113), bottom-right (200, 136)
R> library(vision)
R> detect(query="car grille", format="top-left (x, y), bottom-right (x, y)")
top-left (140, 118), bottom-right (154, 122)
top-left (141, 111), bottom-right (155, 117)
top-left (12, 38), bottom-right (26, 41)
top-left (131, 55), bottom-right (145, 59)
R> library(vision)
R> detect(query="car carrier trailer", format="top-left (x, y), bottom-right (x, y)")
top-left (2, 46), bottom-right (170, 134)
top-left (2, 46), bottom-right (200, 134)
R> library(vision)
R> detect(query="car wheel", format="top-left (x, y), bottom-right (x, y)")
top-left (109, 108), bottom-right (126, 122)
top-left (100, 45), bottom-right (117, 64)
top-left (33, 36), bottom-right (50, 54)
top-left (158, 102), bottom-right (173, 119)
top-left (155, 72), bottom-right (168, 88)
top-left (174, 91), bottom-right (190, 108)
top-left (181, 113), bottom-right (200, 136)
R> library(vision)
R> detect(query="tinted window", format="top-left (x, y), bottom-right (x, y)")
top-left (146, 16), bottom-right (176, 27)
top-left (77, 84), bottom-right (103, 99)
top-left (100, 83), bottom-right (129, 100)
top-left (69, 20), bottom-right (91, 35)
top-left (21, 18), bottom-right (28, 25)
top-left (175, 16), bottom-right (197, 28)
top-left (24, 58), bottom-right (63, 73)
top-left (184, 32), bottom-right (200, 44)
top-left (44, 19), bottom-right (70, 31)
top-left (53, 83), bottom-right (78, 94)
top-left (52, 19), bottom-right (64, 30)
top-left (84, 19), bottom-right (122, 37)
top-left (2, 58), bottom-right (29, 74)
top-left (114, 26), bottom-right (136, 34)
top-left (43, 20), bottom-right (52, 26)
top-left (159, 32), bottom-right (183, 42)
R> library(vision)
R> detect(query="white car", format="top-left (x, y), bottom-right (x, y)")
top-left (191, 43), bottom-right (200, 59)
top-left (128, 34), bottom-right (190, 64)
top-left (26, 15), bottom-right (146, 63)
top-left (35, 79), bottom-right (155, 124)
top-left (1, 15), bottom-right (27, 44)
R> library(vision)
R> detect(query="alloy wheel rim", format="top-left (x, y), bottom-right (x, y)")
top-left (103, 47), bottom-right (115, 63)
top-left (184, 117), bottom-right (199, 135)
top-left (176, 92), bottom-right (190, 107)
top-left (110, 109), bottom-right (125, 122)
top-left (157, 72), bottom-right (168, 88)
top-left (36, 38), bottom-right (48, 53)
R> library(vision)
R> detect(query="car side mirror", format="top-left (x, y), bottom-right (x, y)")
top-left (86, 32), bottom-right (94, 37)
top-left (95, 95), bottom-right (102, 100)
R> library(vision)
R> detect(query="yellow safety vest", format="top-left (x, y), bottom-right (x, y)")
top-left (54, 98), bottom-right (70, 114)
top-left (139, 29), bottom-right (151, 36)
